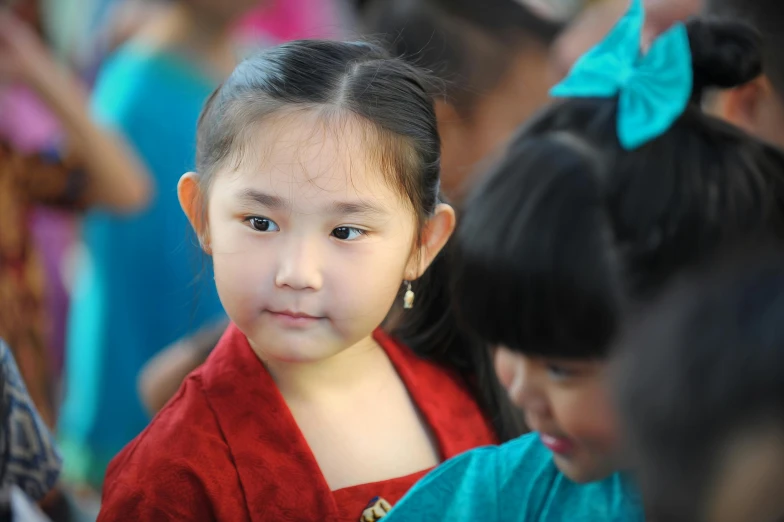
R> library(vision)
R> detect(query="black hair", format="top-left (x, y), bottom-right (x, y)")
top-left (704, 0), bottom-right (784, 100)
top-left (452, 18), bottom-right (784, 360)
top-left (357, 0), bottom-right (564, 116)
top-left (195, 40), bottom-right (523, 441)
top-left (614, 247), bottom-right (784, 522)
top-left (197, 40), bottom-right (440, 228)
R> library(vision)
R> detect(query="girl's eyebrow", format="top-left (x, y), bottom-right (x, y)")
top-left (236, 189), bottom-right (387, 217)
top-left (237, 189), bottom-right (286, 210)
top-left (329, 200), bottom-right (387, 217)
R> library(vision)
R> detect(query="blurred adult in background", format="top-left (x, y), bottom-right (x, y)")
top-left (237, 0), bottom-right (345, 45)
top-left (0, 9), bottom-right (150, 430)
top-left (357, 0), bottom-right (565, 204)
top-left (1, 0), bottom-right (76, 390)
top-left (59, 0), bottom-right (263, 491)
top-left (81, 0), bottom-right (169, 84)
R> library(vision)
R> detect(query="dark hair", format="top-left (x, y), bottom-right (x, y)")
top-left (195, 40), bottom-right (523, 440)
top-left (704, 0), bottom-right (784, 100)
top-left (452, 18), bottom-right (784, 360)
top-left (614, 247), bottom-right (784, 522)
top-left (357, 0), bottom-right (563, 116)
top-left (197, 40), bottom-right (440, 229)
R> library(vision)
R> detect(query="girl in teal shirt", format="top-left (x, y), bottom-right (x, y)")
top-left (382, 1), bottom-right (784, 520)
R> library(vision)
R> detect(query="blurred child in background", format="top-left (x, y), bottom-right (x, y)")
top-left (616, 249), bottom-right (784, 522)
top-left (59, 0), bottom-right (261, 491)
top-left (358, 0), bottom-right (564, 204)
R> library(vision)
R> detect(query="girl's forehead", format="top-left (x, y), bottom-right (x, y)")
top-left (213, 111), bottom-right (403, 207)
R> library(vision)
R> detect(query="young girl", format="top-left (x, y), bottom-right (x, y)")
top-left (59, 0), bottom-right (259, 490)
top-left (136, 0), bottom-right (558, 421)
top-left (615, 248), bottom-right (784, 522)
top-left (381, 1), bottom-right (784, 519)
top-left (97, 40), bottom-right (502, 521)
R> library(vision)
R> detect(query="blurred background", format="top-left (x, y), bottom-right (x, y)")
top-left (0, 0), bottom-right (699, 520)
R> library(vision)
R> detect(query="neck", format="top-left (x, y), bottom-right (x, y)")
top-left (262, 336), bottom-right (389, 401)
top-left (138, 3), bottom-right (238, 77)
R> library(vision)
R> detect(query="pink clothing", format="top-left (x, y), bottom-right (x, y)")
top-left (0, 85), bottom-right (75, 380)
top-left (0, 86), bottom-right (60, 152)
top-left (237, 0), bottom-right (342, 42)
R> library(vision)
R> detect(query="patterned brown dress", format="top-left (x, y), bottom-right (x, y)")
top-left (0, 141), bottom-right (85, 428)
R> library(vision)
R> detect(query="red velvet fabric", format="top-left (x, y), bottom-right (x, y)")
top-left (98, 324), bottom-right (497, 521)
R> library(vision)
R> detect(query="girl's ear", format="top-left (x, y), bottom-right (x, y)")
top-left (405, 203), bottom-right (456, 280)
top-left (178, 172), bottom-right (211, 254)
top-left (712, 76), bottom-right (769, 134)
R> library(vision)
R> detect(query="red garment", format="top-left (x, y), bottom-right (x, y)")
top-left (99, 325), bottom-right (497, 522)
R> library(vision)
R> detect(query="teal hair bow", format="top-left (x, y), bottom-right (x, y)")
top-left (549, 0), bottom-right (693, 150)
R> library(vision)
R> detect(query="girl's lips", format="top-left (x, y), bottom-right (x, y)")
top-left (539, 433), bottom-right (575, 455)
top-left (266, 310), bottom-right (323, 327)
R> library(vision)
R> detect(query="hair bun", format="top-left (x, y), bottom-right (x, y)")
top-left (686, 18), bottom-right (762, 101)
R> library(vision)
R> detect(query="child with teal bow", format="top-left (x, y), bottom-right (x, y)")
top-left (380, 1), bottom-right (784, 520)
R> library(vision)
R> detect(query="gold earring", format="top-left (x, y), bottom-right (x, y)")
top-left (403, 281), bottom-right (415, 309)
top-left (199, 236), bottom-right (211, 254)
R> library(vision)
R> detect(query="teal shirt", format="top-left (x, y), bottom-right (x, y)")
top-left (385, 434), bottom-right (644, 521)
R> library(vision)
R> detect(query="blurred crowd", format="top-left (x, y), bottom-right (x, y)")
top-left (5, 0), bottom-right (784, 521)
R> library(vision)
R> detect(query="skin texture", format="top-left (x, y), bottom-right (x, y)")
top-left (709, 77), bottom-right (784, 151)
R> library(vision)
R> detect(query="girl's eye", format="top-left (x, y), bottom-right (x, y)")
top-left (546, 363), bottom-right (577, 381)
top-left (331, 226), bottom-right (366, 241)
top-left (246, 217), bottom-right (280, 232)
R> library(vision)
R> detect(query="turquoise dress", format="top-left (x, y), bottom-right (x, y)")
top-left (383, 433), bottom-right (644, 521)
top-left (59, 44), bottom-right (225, 488)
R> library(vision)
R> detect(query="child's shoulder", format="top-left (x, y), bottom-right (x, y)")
top-left (385, 434), bottom-right (643, 521)
top-left (107, 372), bottom-right (225, 477)
top-left (100, 372), bottom-right (243, 520)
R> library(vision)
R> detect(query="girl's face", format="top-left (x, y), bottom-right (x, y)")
top-left (184, 111), bottom-right (452, 364)
top-left (495, 347), bottom-right (621, 483)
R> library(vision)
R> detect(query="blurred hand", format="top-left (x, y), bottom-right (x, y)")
top-left (0, 10), bottom-right (57, 89)
top-left (551, 0), bottom-right (702, 80)
top-left (642, 0), bottom-right (702, 44)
